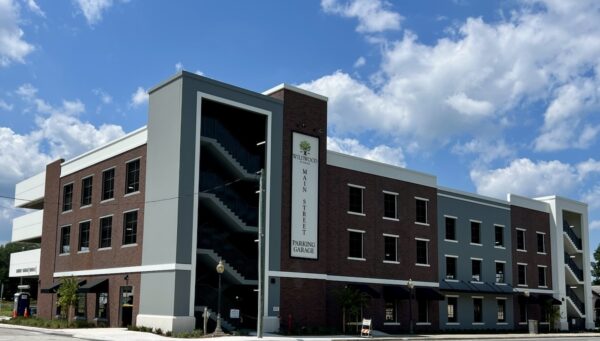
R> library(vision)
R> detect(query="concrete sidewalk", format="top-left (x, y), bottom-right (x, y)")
top-left (2, 323), bottom-right (600, 341)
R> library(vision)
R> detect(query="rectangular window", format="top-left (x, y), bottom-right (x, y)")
top-left (348, 185), bottom-right (363, 214)
top-left (495, 225), bottom-right (504, 247)
top-left (60, 226), bottom-right (70, 254)
top-left (415, 198), bottom-right (428, 224)
top-left (81, 176), bottom-right (93, 207)
top-left (416, 239), bottom-right (429, 265)
top-left (126, 159), bottom-right (140, 194)
top-left (78, 221), bottom-right (90, 252)
top-left (446, 256), bottom-right (457, 280)
top-left (99, 216), bottom-right (112, 248)
top-left (519, 299), bottom-right (528, 322)
top-left (384, 235), bottom-right (398, 262)
top-left (445, 217), bottom-right (456, 241)
top-left (471, 221), bottom-right (481, 244)
top-left (123, 211), bottom-right (138, 245)
top-left (447, 297), bottom-right (458, 323)
top-left (518, 264), bottom-right (527, 285)
top-left (473, 298), bottom-right (483, 323)
top-left (385, 300), bottom-right (397, 322)
top-left (417, 299), bottom-right (428, 323)
top-left (62, 184), bottom-right (73, 212)
top-left (471, 259), bottom-right (482, 282)
top-left (383, 192), bottom-right (398, 219)
top-left (517, 229), bottom-right (526, 251)
top-left (538, 266), bottom-right (547, 287)
top-left (537, 233), bottom-right (546, 253)
top-left (495, 262), bottom-right (505, 283)
top-left (76, 293), bottom-right (86, 318)
top-left (497, 299), bottom-right (506, 322)
top-left (348, 230), bottom-right (364, 259)
top-left (96, 292), bottom-right (108, 319)
top-left (101, 168), bottom-right (115, 201)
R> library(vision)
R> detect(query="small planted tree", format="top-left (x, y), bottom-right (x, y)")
top-left (57, 277), bottom-right (79, 324)
top-left (335, 286), bottom-right (370, 334)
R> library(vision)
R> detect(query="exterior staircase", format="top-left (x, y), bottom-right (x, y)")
top-left (197, 248), bottom-right (258, 285)
top-left (564, 253), bottom-right (584, 283)
top-left (563, 221), bottom-right (582, 251)
top-left (198, 193), bottom-right (257, 233)
top-left (565, 286), bottom-right (585, 317)
top-left (195, 305), bottom-right (236, 332)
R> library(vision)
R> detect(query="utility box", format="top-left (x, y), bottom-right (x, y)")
top-left (528, 319), bottom-right (538, 334)
top-left (13, 292), bottom-right (30, 316)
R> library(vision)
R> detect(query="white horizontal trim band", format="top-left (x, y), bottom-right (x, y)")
top-left (54, 263), bottom-right (192, 277)
top-left (438, 193), bottom-right (510, 210)
top-left (268, 270), bottom-right (439, 287)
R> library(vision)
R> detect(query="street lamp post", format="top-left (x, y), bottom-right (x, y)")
top-left (407, 278), bottom-right (414, 334)
top-left (214, 259), bottom-right (225, 335)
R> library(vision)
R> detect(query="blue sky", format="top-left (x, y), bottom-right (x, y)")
top-left (0, 0), bottom-right (599, 254)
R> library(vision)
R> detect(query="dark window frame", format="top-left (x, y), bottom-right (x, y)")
top-left (383, 192), bottom-right (398, 219)
top-left (415, 198), bottom-right (428, 224)
top-left (445, 217), bottom-right (456, 241)
top-left (125, 159), bottom-right (140, 194)
top-left (497, 299), bottom-right (506, 322)
top-left (385, 300), bottom-right (397, 322)
top-left (516, 229), bottom-right (526, 251)
top-left (446, 256), bottom-right (457, 280)
top-left (538, 266), bottom-right (547, 287)
top-left (123, 210), bottom-right (138, 245)
top-left (101, 168), bottom-right (115, 201)
top-left (495, 225), bottom-right (504, 247)
top-left (383, 235), bottom-right (398, 262)
top-left (495, 262), bottom-right (505, 283)
top-left (99, 216), bottom-right (112, 249)
top-left (416, 239), bottom-right (429, 265)
top-left (62, 183), bottom-right (73, 212)
top-left (471, 221), bottom-right (481, 244)
top-left (417, 299), bottom-right (429, 323)
top-left (537, 232), bottom-right (546, 253)
top-left (447, 297), bottom-right (458, 323)
top-left (473, 297), bottom-right (483, 323)
top-left (81, 176), bottom-right (93, 207)
top-left (471, 259), bottom-right (482, 282)
top-left (78, 221), bottom-right (90, 252)
top-left (348, 185), bottom-right (364, 214)
top-left (59, 225), bottom-right (71, 254)
top-left (518, 264), bottom-right (527, 285)
top-left (348, 230), bottom-right (364, 259)
top-left (96, 292), bottom-right (109, 319)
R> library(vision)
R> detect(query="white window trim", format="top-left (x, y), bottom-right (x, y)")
top-left (123, 208), bottom-right (140, 214)
top-left (383, 190), bottom-right (398, 195)
top-left (494, 224), bottom-right (505, 247)
top-left (383, 234), bottom-right (399, 263)
top-left (416, 238), bottom-right (429, 266)
top-left (538, 265), bottom-right (548, 287)
top-left (470, 257), bottom-right (483, 261)
top-left (125, 156), bottom-right (142, 164)
top-left (445, 255), bottom-right (458, 280)
top-left (516, 228), bottom-right (527, 251)
top-left (536, 232), bottom-right (546, 254)
top-left (415, 197), bottom-right (429, 225)
top-left (348, 183), bottom-right (365, 189)
top-left (517, 263), bottom-right (528, 286)
top-left (470, 219), bottom-right (482, 224)
top-left (383, 217), bottom-right (399, 222)
top-left (348, 229), bottom-right (365, 260)
top-left (445, 239), bottom-right (458, 243)
top-left (348, 184), bottom-right (365, 215)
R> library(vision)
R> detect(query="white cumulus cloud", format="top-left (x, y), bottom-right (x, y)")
top-left (305, 0), bottom-right (600, 153)
top-left (0, 99), bottom-right (13, 111)
top-left (0, 0), bottom-right (35, 67)
top-left (74, 0), bottom-right (115, 25)
top-left (327, 136), bottom-right (405, 167)
top-left (130, 86), bottom-right (148, 108)
top-left (590, 220), bottom-right (600, 230)
top-left (321, 0), bottom-right (402, 33)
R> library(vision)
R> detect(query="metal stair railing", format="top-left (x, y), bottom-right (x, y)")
top-left (201, 116), bottom-right (261, 173)
top-left (564, 253), bottom-right (584, 282)
top-left (563, 220), bottom-right (582, 250)
top-left (200, 172), bottom-right (258, 227)
top-left (198, 229), bottom-right (258, 280)
top-left (565, 286), bottom-right (585, 315)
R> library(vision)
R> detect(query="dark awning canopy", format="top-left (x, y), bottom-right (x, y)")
top-left (439, 280), bottom-right (515, 295)
top-left (383, 285), bottom-right (410, 300)
top-left (415, 287), bottom-right (445, 301)
top-left (41, 282), bottom-right (61, 293)
top-left (524, 293), bottom-right (562, 305)
top-left (348, 284), bottom-right (381, 299)
top-left (78, 278), bottom-right (108, 293)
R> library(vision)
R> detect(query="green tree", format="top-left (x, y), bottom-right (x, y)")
top-left (592, 244), bottom-right (600, 285)
top-left (335, 286), bottom-right (370, 334)
top-left (57, 277), bottom-right (79, 323)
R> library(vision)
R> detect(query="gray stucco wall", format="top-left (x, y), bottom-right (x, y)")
top-left (437, 189), bottom-right (514, 329)
top-left (140, 72), bottom-right (283, 318)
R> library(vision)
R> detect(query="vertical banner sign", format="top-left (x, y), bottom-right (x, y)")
top-left (291, 132), bottom-right (319, 259)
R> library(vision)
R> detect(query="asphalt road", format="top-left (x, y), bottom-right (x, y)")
top-left (0, 328), bottom-right (88, 341)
